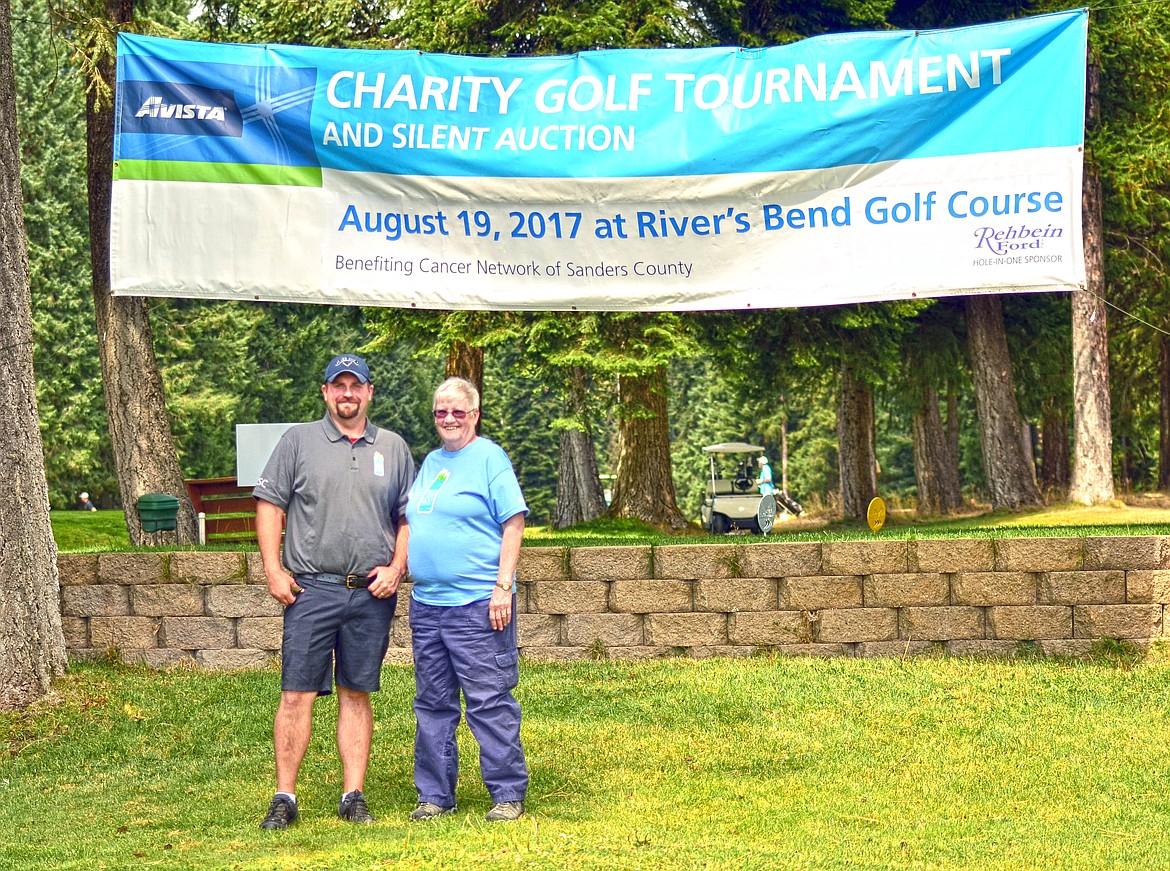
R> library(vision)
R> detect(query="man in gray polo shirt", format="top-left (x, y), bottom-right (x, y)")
top-left (253, 353), bottom-right (414, 830)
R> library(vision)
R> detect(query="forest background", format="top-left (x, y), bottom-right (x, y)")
top-left (11, 0), bottom-right (1170, 531)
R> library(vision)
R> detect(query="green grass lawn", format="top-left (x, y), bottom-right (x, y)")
top-left (4, 654), bottom-right (1170, 870)
top-left (51, 510), bottom-right (131, 552)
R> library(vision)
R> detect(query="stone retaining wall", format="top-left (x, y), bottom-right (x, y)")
top-left (58, 536), bottom-right (1170, 669)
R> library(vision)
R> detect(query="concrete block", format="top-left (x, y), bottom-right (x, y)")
top-left (817, 608), bottom-right (898, 643)
top-left (170, 551), bottom-right (245, 584)
top-left (395, 584), bottom-right (412, 616)
top-left (857, 640), bottom-right (942, 658)
top-left (945, 639), bottom-right (1020, 658)
top-left (124, 649), bottom-right (196, 669)
top-left (529, 581), bottom-right (609, 614)
top-left (695, 578), bottom-right (777, 612)
top-left (207, 585), bottom-right (283, 618)
top-left (514, 582), bottom-right (529, 614)
top-left (521, 646), bottom-right (593, 662)
top-left (1037, 639), bottom-right (1097, 659)
top-left (90, 616), bottom-right (160, 649)
top-left (740, 542), bottom-right (822, 578)
top-left (245, 552), bottom-right (267, 584)
top-left (913, 539), bottom-right (995, 572)
top-left (60, 617), bottom-right (88, 648)
top-left (1039, 571), bottom-right (1125, 605)
top-left (823, 540), bottom-right (909, 575)
top-left (62, 585), bottom-right (130, 617)
top-left (98, 552), bottom-right (166, 584)
top-left (1073, 605), bottom-right (1162, 639)
top-left (517, 547), bottom-right (569, 581)
top-left (988, 606), bottom-right (1073, 640)
top-left (603, 646), bottom-right (672, 661)
top-left (995, 538), bottom-right (1082, 572)
top-left (610, 580), bottom-right (692, 613)
top-left (563, 613), bottom-right (642, 647)
top-left (131, 584), bottom-right (205, 617)
top-left (237, 616), bottom-right (283, 650)
top-left (645, 613), bottom-right (727, 647)
top-left (571, 546), bottom-right (652, 580)
top-left (729, 611), bottom-right (812, 645)
top-left (383, 647), bottom-right (413, 666)
top-left (865, 573), bottom-right (948, 607)
top-left (390, 616), bottom-right (412, 648)
top-left (161, 616), bottom-right (235, 649)
top-left (517, 614), bottom-right (561, 647)
top-left (57, 554), bottom-right (98, 586)
top-left (774, 643), bottom-right (853, 658)
top-left (689, 646), bottom-right (757, 659)
top-left (781, 576), bottom-right (862, 610)
top-left (1083, 536), bottom-right (1168, 570)
top-left (952, 572), bottom-right (1036, 606)
top-left (654, 544), bottom-right (739, 579)
top-left (901, 606), bottom-right (984, 641)
top-left (196, 649), bottom-right (273, 670)
top-left (1126, 570), bottom-right (1170, 604)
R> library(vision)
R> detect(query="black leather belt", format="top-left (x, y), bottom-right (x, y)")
top-left (300, 572), bottom-right (371, 589)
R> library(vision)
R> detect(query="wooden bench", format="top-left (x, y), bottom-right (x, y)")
top-left (185, 477), bottom-right (257, 543)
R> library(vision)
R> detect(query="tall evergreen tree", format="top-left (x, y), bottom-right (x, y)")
top-left (1070, 59), bottom-right (1114, 504)
top-left (55, 0), bottom-right (200, 543)
top-left (14, 0), bottom-right (113, 509)
top-left (965, 295), bottom-right (1042, 510)
top-left (0, 0), bottom-right (66, 708)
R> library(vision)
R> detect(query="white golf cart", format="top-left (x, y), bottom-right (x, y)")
top-left (699, 442), bottom-right (802, 535)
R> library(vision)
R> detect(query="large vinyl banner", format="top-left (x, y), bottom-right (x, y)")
top-left (111, 11), bottom-right (1087, 311)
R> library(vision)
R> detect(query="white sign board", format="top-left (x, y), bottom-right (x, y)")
top-left (235, 423), bottom-right (295, 487)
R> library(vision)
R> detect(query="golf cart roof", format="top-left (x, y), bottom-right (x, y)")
top-left (702, 442), bottom-right (764, 454)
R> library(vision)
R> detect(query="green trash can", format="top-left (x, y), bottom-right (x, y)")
top-left (136, 493), bottom-right (180, 532)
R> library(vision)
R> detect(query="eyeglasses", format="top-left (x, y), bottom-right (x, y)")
top-left (433, 409), bottom-right (474, 420)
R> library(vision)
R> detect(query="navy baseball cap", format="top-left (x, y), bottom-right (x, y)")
top-left (324, 354), bottom-right (371, 384)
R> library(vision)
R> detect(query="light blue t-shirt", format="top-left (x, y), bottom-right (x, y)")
top-left (406, 437), bottom-right (528, 606)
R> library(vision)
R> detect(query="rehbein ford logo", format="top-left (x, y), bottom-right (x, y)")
top-left (120, 80), bottom-right (243, 137)
top-left (973, 223), bottom-right (1063, 256)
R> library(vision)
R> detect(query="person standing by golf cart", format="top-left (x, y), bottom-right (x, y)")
top-left (756, 455), bottom-right (775, 496)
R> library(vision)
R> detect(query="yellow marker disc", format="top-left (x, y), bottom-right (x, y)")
top-left (866, 496), bottom-right (886, 532)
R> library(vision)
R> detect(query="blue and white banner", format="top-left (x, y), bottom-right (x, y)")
top-left (111, 10), bottom-right (1087, 311)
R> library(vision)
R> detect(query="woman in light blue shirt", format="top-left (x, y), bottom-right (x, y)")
top-left (403, 376), bottom-right (529, 823)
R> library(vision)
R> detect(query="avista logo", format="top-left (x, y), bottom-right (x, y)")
top-left (135, 95), bottom-right (227, 121)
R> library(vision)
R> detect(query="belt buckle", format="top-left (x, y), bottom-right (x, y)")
top-left (344, 574), bottom-right (363, 589)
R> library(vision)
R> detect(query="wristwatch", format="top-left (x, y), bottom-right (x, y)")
top-left (495, 577), bottom-right (513, 592)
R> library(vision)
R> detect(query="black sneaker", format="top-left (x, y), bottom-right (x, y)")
top-left (338, 790), bottom-right (375, 824)
top-left (260, 795), bottom-right (298, 830)
top-left (410, 801), bottom-right (456, 821)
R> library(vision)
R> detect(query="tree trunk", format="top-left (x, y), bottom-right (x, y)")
top-left (945, 391), bottom-right (960, 477)
top-left (554, 367), bottom-right (606, 528)
top-left (780, 413), bottom-right (790, 494)
top-left (446, 340), bottom-right (484, 434)
top-left (965, 295), bottom-right (1043, 510)
top-left (1160, 334), bottom-right (1170, 492)
top-left (837, 362), bottom-right (877, 520)
top-left (88, 0), bottom-right (196, 545)
top-left (609, 368), bottom-right (688, 530)
top-left (1039, 401), bottom-right (1071, 498)
top-left (445, 340), bottom-right (483, 395)
top-left (911, 384), bottom-right (963, 516)
top-left (0, 1), bottom-right (67, 708)
top-left (1069, 61), bottom-right (1114, 505)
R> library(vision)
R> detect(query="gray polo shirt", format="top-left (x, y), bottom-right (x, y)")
top-left (253, 414), bottom-right (414, 577)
